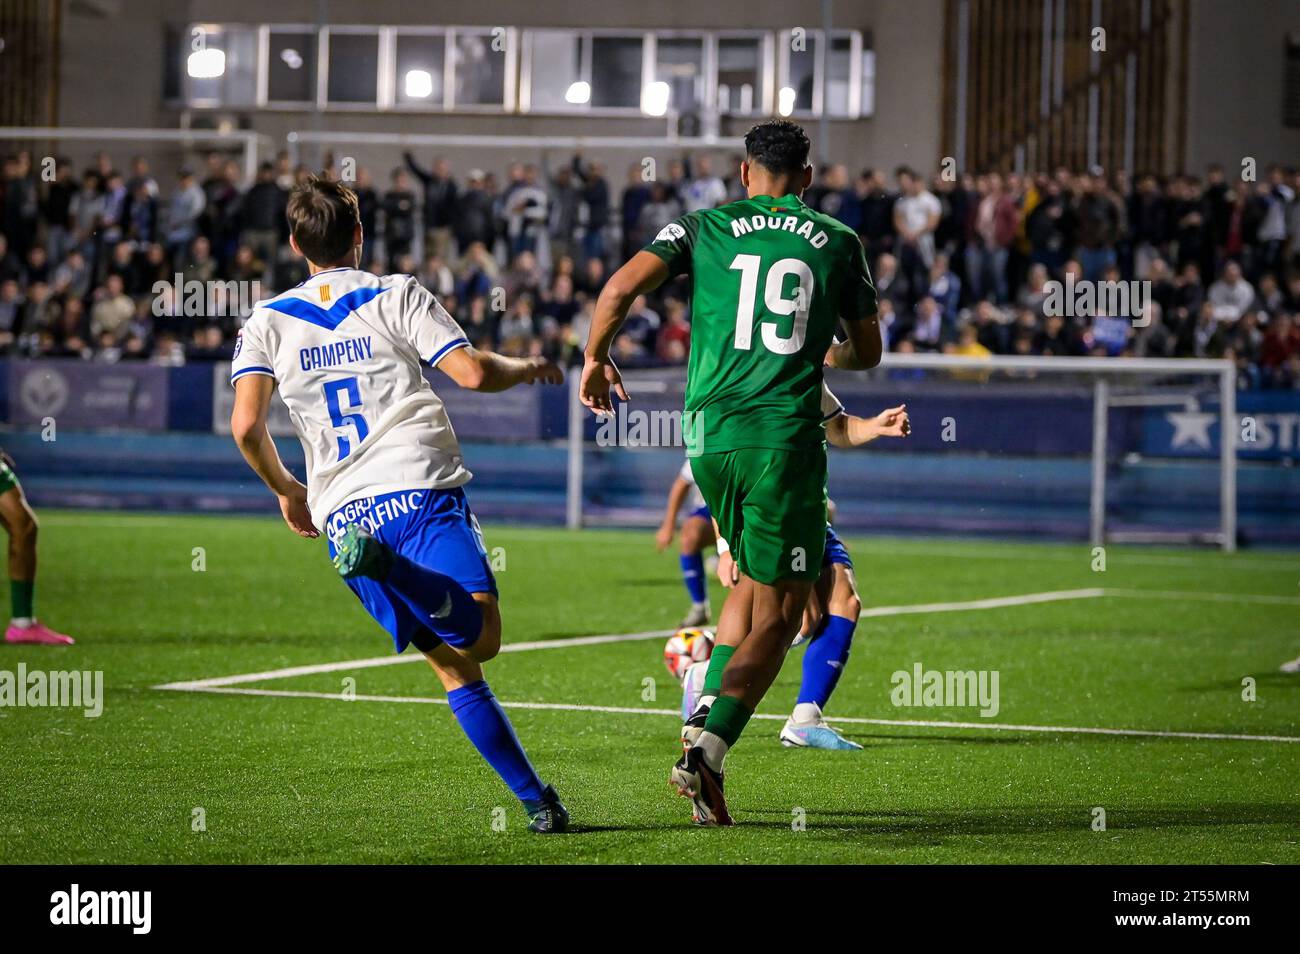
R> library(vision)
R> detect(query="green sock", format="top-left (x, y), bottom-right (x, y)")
top-left (11, 580), bottom-right (33, 619)
top-left (702, 644), bottom-right (734, 697)
top-left (703, 694), bottom-right (753, 747)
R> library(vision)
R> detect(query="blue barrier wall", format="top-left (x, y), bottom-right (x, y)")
top-left (2, 360), bottom-right (1297, 543)
top-left (4, 429), bottom-right (1298, 544)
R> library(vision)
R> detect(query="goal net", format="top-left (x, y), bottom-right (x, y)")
top-left (565, 355), bottom-right (1238, 551)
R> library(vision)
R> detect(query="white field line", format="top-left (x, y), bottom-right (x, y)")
top-left (860, 587), bottom-right (1105, 618)
top-left (850, 542), bottom-right (1300, 573)
top-left (163, 685), bottom-right (1300, 745)
top-left (156, 588), bottom-right (1108, 691)
top-left (154, 627), bottom-right (680, 691)
top-left (1101, 588), bottom-right (1300, 606)
top-left (152, 584), bottom-right (1300, 745)
top-left (154, 586), bottom-right (1297, 693)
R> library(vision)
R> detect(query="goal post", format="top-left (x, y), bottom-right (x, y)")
top-left (565, 354), bottom-right (1239, 551)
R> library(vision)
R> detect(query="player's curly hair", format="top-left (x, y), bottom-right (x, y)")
top-left (287, 174), bottom-right (360, 267)
top-left (743, 119), bottom-right (812, 176)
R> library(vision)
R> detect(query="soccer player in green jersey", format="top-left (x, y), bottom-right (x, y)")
top-left (0, 450), bottom-right (74, 645)
top-left (580, 120), bottom-right (881, 825)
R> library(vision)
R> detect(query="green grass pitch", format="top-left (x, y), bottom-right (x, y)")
top-left (1, 510), bottom-right (1296, 864)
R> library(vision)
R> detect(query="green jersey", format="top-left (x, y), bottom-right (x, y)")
top-left (642, 193), bottom-right (876, 456)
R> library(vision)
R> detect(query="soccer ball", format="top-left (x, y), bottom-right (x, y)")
top-left (664, 627), bottom-right (714, 681)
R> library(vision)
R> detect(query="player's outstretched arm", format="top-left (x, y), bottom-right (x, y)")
top-left (580, 251), bottom-right (670, 414)
top-left (826, 404), bottom-right (910, 448)
top-left (438, 346), bottom-right (563, 393)
top-left (230, 375), bottom-right (318, 538)
top-left (825, 314), bottom-right (883, 370)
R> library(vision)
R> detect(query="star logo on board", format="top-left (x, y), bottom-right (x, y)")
top-left (1167, 409), bottom-right (1215, 449)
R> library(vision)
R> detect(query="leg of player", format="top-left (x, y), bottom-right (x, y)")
top-left (790, 580), bottom-right (824, 648)
top-left (334, 523), bottom-right (485, 655)
top-left (673, 576), bottom-right (811, 826)
top-left (677, 514), bottom-right (713, 627)
top-left (0, 480), bottom-right (73, 646)
top-left (781, 562), bottom-right (863, 751)
top-left (421, 633), bottom-right (568, 834)
top-left (680, 573), bottom-right (752, 747)
top-left (332, 511), bottom-right (567, 833)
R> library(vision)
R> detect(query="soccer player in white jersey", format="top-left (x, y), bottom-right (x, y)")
top-left (655, 460), bottom-right (716, 627)
top-left (683, 384), bottom-right (909, 753)
top-left (229, 176), bottom-right (569, 833)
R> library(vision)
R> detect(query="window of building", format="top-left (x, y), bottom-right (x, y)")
top-left (521, 31), bottom-right (646, 112)
top-left (1286, 33), bottom-right (1300, 129)
top-left (452, 29), bottom-right (511, 108)
top-left (777, 28), bottom-right (872, 118)
top-left (716, 35), bottom-right (766, 115)
top-left (266, 28), bottom-right (316, 105)
top-left (170, 23), bottom-right (866, 119)
top-left (590, 35), bottom-right (644, 109)
top-left (182, 24), bottom-right (258, 107)
top-left (325, 29), bottom-right (380, 106)
top-left (394, 30), bottom-right (447, 107)
top-left (522, 31), bottom-right (584, 110)
top-left (654, 35), bottom-right (706, 116)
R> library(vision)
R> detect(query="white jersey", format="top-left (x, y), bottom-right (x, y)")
top-left (677, 459), bottom-right (707, 511)
top-left (820, 382), bottom-right (845, 422)
top-left (230, 266), bottom-right (472, 528)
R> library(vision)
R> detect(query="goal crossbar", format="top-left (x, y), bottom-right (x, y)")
top-left (0, 127), bottom-right (275, 182)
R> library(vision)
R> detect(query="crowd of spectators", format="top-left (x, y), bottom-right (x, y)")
top-left (1, 145), bottom-right (1298, 388)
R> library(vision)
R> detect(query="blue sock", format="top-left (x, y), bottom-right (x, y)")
top-left (385, 556), bottom-right (483, 648)
top-left (447, 680), bottom-right (546, 804)
top-left (680, 552), bottom-right (707, 604)
top-left (796, 614), bottom-right (856, 709)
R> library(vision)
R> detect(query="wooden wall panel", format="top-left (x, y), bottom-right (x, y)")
top-left (943, 0), bottom-right (1187, 174)
top-left (0, 0), bottom-right (60, 129)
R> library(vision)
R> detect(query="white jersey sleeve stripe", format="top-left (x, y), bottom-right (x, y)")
top-left (230, 365), bottom-right (275, 383)
top-left (426, 337), bottom-right (470, 366)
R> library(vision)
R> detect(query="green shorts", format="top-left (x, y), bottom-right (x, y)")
top-left (690, 446), bottom-right (828, 585)
top-left (0, 461), bottom-right (18, 495)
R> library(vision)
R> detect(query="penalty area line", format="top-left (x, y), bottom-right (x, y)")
top-left (163, 685), bottom-right (1300, 745)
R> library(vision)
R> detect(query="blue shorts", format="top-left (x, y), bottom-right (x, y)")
top-left (823, 524), bottom-right (852, 569)
top-left (325, 486), bottom-right (497, 654)
top-left (688, 504), bottom-right (712, 522)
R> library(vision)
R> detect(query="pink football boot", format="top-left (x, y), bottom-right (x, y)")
top-left (5, 621), bottom-right (75, 645)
